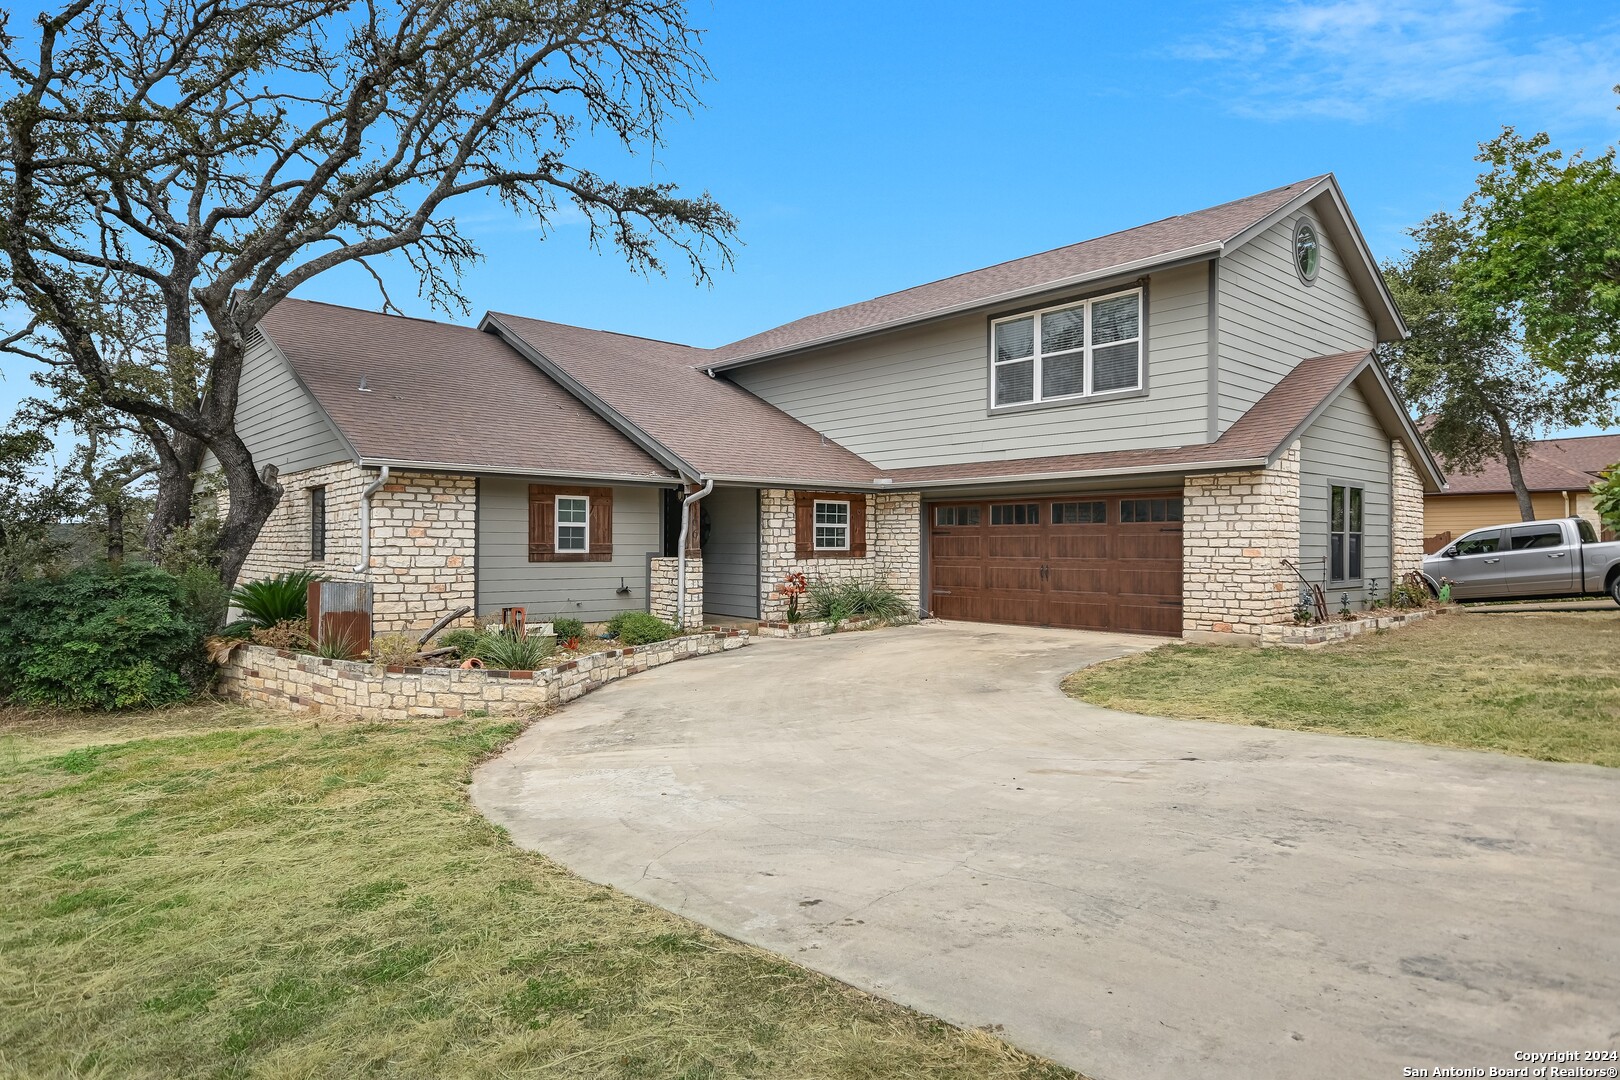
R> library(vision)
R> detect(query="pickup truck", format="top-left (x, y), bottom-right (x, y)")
top-left (1422, 517), bottom-right (1620, 605)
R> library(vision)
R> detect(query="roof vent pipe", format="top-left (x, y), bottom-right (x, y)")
top-left (676, 476), bottom-right (714, 628)
top-left (354, 465), bottom-right (390, 575)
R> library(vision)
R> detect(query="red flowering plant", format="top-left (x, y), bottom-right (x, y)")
top-left (774, 571), bottom-right (809, 623)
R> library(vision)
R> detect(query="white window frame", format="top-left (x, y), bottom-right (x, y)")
top-left (812, 499), bottom-right (850, 551)
top-left (555, 494), bottom-right (589, 553)
top-left (990, 287), bottom-right (1144, 409)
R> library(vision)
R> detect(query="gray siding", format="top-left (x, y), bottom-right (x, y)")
top-left (1298, 383), bottom-right (1392, 605)
top-left (1218, 212), bottom-right (1377, 430)
top-left (476, 478), bottom-right (662, 621)
top-left (701, 485), bottom-right (760, 618)
top-left (206, 333), bottom-right (351, 474)
top-left (730, 264), bottom-right (1211, 470)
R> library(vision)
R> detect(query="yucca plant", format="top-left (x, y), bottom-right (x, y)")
top-left (229, 571), bottom-right (322, 630)
top-left (805, 579), bottom-right (907, 624)
top-left (478, 628), bottom-right (554, 671)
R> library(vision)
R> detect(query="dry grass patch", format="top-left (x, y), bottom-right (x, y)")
top-left (1064, 612), bottom-right (1620, 767)
top-left (0, 705), bottom-right (1075, 1080)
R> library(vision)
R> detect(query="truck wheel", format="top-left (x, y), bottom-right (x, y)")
top-left (1611, 574), bottom-right (1620, 608)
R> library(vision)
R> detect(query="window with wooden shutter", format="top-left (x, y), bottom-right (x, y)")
top-left (794, 491), bottom-right (867, 559)
top-left (529, 484), bottom-right (613, 562)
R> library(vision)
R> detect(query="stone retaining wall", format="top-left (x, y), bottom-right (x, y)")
top-left (1257, 606), bottom-right (1446, 648)
top-left (754, 615), bottom-right (916, 638)
top-left (219, 630), bottom-right (748, 719)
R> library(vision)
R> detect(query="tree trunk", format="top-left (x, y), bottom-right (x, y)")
top-left (1486, 407), bottom-right (1537, 521)
top-left (208, 431), bottom-right (281, 589)
top-left (145, 430), bottom-right (205, 557)
top-left (106, 498), bottom-right (125, 565)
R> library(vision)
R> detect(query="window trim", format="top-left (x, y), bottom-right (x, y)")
top-left (1327, 483), bottom-right (1364, 585)
top-left (812, 498), bottom-right (851, 551)
top-left (1294, 218), bottom-right (1321, 285)
top-left (555, 494), bottom-right (590, 554)
top-left (309, 485), bottom-right (327, 562)
top-left (987, 286), bottom-right (1145, 410)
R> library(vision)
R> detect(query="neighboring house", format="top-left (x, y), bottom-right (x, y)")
top-left (222, 174), bottom-right (1445, 643)
top-left (1425, 433), bottom-right (1620, 549)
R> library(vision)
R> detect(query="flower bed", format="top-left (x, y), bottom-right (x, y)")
top-left (755, 615), bottom-right (916, 639)
top-left (1258, 606), bottom-right (1452, 648)
top-left (219, 629), bottom-right (748, 719)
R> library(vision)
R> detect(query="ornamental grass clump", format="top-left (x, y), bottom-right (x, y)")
top-left (805, 579), bottom-right (907, 625)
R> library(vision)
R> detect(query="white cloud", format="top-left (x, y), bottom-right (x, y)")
top-left (1177, 1), bottom-right (1620, 123)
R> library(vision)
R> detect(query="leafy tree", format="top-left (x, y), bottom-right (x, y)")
top-left (0, 0), bottom-right (735, 587)
top-left (1463, 124), bottom-right (1620, 393)
top-left (1594, 466), bottom-right (1620, 538)
top-left (0, 425), bottom-right (74, 579)
top-left (1381, 213), bottom-right (1613, 520)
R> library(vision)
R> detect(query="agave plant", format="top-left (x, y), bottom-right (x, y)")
top-left (229, 571), bottom-right (322, 630)
top-left (478, 628), bottom-right (554, 671)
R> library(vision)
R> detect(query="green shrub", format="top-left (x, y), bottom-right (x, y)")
top-left (605, 611), bottom-right (678, 645)
top-left (805, 579), bottom-right (908, 624)
top-left (0, 566), bottom-right (208, 710)
top-left (229, 570), bottom-right (320, 630)
top-left (550, 617), bottom-right (587, 645)
top-left (436, 628), bottom-right (484, 658)
top-left (172, 562), bottom-right (232, 635)
top-left (478, 629), bottom-right (554, 671)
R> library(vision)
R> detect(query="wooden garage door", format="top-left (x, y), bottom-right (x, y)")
top-left (928, 492), bottom-right (1183, 636)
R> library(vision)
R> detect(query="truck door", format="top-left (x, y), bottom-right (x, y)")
top-left (1500, 522), bottom-right (1576, 597)
top-left (1443, 529), bottom-right (1506, 599)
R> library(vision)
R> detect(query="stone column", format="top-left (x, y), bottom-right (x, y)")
top-left (1391, 440), bottom-right (1425, 576)
top-left (1182, 443), bottom-right (1302, 642)
top-left (649, 556), bottom-right (703, 628)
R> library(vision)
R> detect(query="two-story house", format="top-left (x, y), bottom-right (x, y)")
top-left (224, 174), bottom-right (1444, 642)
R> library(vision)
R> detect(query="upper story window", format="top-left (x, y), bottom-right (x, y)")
top-left (1294, 220), bottom-right (1320, 284)
top-left (990, 288), bottom-right (1142, 409)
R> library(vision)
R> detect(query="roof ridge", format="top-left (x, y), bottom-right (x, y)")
top-left (271, 295), bottom-right (475, 331)
top-left (490, 311), bottom-right (704, 351)
top-left (714, 175), bottom-right (1328, 353)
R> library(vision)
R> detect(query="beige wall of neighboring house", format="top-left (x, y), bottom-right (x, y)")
top-left (1425, 492), bottom-right (1601, 545)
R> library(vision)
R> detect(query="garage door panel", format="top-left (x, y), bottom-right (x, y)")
top-left (927, 493), bottom-right (1183, 637)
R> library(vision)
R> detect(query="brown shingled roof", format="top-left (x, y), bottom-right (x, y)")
top-left (709, 176), bottom-right (1330, 367)
top-left (484, 313), bottom-right (883, 487)
top-left (878, 350), bottom-right (1374, 484)
top-left (258, 298), bottom-right (674, 481)
top-left (1438, 433), bottom-right (1620, 495)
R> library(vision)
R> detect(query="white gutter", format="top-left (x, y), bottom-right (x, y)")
top-left (676, 476), bottom-right (714, 628)
top-left (354, 465), bottom-right (390, 575)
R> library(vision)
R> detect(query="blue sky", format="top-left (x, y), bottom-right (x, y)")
top-left (5, 0), bottom-right (1620, 438)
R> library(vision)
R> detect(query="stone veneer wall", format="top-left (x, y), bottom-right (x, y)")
top-left (1182, 444), bottom-right (1302, 640)
top-left (1391, 440), bottom-right (1425, 576)
top-left (757, 489), bottom-right (922, 621)
top-left (648, 556), bottom-right (704, 628)
top-left (232, 464), bottom-right (475, 634)
top-left (219, 631), bottom-right (748, 720)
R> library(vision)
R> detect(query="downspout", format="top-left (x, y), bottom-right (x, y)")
top-left (676, 476), bottom-right (714, 628)
top-left (354, 465), bottom-right (390, 575)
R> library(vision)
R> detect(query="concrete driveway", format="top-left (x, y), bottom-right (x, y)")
top-left (472, 622), bottom-right (1620, 1080)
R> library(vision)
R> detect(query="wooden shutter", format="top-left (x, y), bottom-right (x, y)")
top-left (795, 491), bottom-right (815, 559)
top-left (587, 487), bottom-right (613, 562)
top-left (528, 485), bottom-right (555, 562)
top-left (529, 484), bottom-right (613, 563)
top-left (794, 491), bottom-right (868, 559)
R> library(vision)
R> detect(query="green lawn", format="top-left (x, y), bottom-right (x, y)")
top-left (0, 705), bottom-right (1073, 1080)
top-left (1065, 612), bottom-right (1620, 767)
